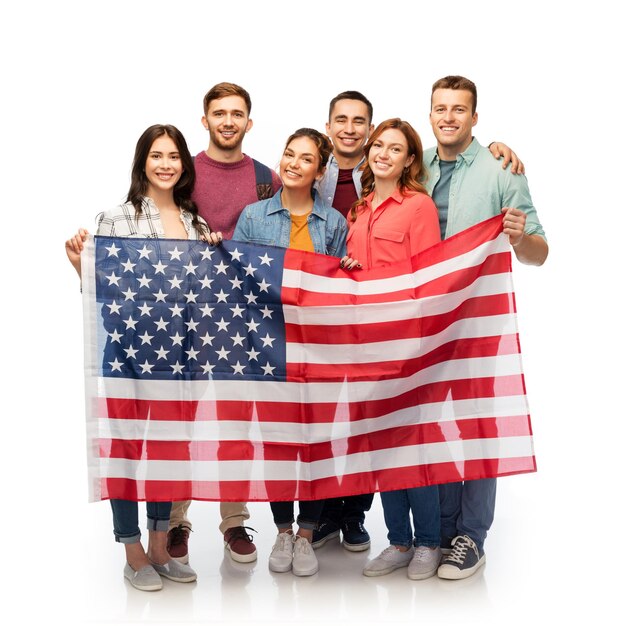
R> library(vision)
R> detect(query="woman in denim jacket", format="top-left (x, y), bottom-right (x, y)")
top-left (233, 128), bottom-right (347, 577)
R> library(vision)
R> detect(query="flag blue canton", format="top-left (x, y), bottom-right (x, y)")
top-left (95, 237), bottom-right (287, 381)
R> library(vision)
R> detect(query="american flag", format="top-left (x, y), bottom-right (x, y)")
top-left (81, 215), bottom-right (536, 503)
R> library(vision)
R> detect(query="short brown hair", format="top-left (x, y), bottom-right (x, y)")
top-left (431, 75), bottom-right (477, 114)
top-left (203, 82), bottom-right (252, 116)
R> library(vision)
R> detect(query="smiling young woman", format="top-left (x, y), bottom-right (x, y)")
top-left (64, 124), bottom-right (219, 592)
top-left (233, 128), bottom-right (348, 577)
top-left (339, 118), bottom-right (443, 582)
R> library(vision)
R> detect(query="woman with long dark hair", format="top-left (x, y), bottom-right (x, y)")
top-left (66, 124), bottom-right (218, 591)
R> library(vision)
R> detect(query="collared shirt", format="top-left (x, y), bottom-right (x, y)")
top-left (423, 137), bottom-right (546, 240)
top-left (347, 188), bottom-right (440, 270)
top-left (315, 154), bottom-right (365, 212)
top-left (233, 189), bottom-right (348, 258)
top-left (96, 197), bottom-right (207, 240)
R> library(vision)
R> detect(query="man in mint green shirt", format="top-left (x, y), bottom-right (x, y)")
top-left (424, 75), bottom-right (548, 581)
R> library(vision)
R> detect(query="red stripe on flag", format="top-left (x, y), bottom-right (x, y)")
top-left (286, 293), bottom-right (514, 345)
top-left (286, 333), bottom-right (521, 382)
top-left (100, 414), bottom-right (532, 462)
top-left (97, 373), bottom-right (526, 424)
top-left (99, 453), bottom-right (534, 503)
top-left (282, 252), bottom-right (511, 307)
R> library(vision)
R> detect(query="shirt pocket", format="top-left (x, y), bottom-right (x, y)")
top-left (246, 236), bottom-right (274, 246)
top-left (373, 229), bottom-right (405, 243)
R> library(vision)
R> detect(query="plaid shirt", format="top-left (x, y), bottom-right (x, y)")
top-left (96, 198), bottom-right (208, 240)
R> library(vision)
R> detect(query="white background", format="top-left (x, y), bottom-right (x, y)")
top-left (1, 1), bottom-right (623, 624)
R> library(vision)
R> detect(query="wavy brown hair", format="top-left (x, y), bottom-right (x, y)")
top-left (283, 128), bottom-right (333, 196)
top-left (127, 124), bottom-right (208, 237)
top-left (350, 118), bottom-right (428, 222)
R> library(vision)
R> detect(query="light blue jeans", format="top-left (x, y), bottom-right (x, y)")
top-left (439, 478), bottom-right (496, 551)
top-left (380, 486), bottom-right (440, 548)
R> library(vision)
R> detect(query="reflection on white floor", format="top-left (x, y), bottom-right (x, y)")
top-left (14, 472), bottom-right (619, 626)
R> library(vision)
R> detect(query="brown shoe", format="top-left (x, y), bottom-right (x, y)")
top-left (224, 526), bottom-right (257, 563)
top-left (167, 524), bottom-right (191, 564)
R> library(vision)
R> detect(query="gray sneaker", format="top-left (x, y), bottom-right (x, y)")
top-left (151, 559), bottom-right (197, 583)
top-left (363, 545), bottom-right (414, 577)
top-left (407, 546), bottom-right (441, 580)
top-left (123, 563), bottom-right (162, 591)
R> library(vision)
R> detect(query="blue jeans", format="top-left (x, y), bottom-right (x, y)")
top-left (270, 500), bottom-right (325, 531)
top-left (380, 486), bottom-right (440, 548)
top-left (110, 499), bottom-right (172, 544)
top-left (439, 478), bottom-right (496, 551)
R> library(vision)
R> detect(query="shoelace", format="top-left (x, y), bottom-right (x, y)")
top-left (294, 536), bottom-right (312, 554)
top-left (344, 521), bottom-right (366, 533)
top-left (446, 536), bottom-right (476, 565)
top-left (413, 546), bottom-right (433, 562)
top-left (380, 545), bottom-right (402, 560)
top-left (274, 533), bottom-right (294, 552)
top-left (227, 526), bottom-right (258, 544)
top-left (169, 524), bottom-right (191, 546)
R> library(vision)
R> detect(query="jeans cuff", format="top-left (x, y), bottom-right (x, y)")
top-left (295, 516), bottom-right (319, 531)
top-left (274, 517), bottom-right (295, 529)
top-left (115, 532), bottom-right (141, 544)
top-left (147, 517), bottom-right (170, 532)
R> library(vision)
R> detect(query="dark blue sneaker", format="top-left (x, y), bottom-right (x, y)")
top-left (341, 520), bottom-right (370, 552)
top-left (437, 535), bottom-right (485, 579)
top-left (311, 520), bottom-right (340, 549)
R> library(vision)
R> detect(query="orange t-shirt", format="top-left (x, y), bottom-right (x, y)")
top-left (346, 189), bottom-right (440, 269)
top-left (289, 212), bottom-right (315, 252)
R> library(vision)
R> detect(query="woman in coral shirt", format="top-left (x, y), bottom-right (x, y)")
top-left (343, 118), bottom-right (440, 270)
top-left (341, 118), bottom-right (442, 582)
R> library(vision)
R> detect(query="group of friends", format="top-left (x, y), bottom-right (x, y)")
top-left (65, 76), bottom-right (548, 592)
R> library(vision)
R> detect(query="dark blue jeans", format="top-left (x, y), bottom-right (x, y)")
top-left (380, 486), bottom-right (440, 548)
top-left (110, 499), bottom-right (172, 544)
top-left (319, 493), bottom-right (374, 524)
top-left (439, 478), bottom-right (496, 551)
top-left (270, 500), bottom-right (325, 531)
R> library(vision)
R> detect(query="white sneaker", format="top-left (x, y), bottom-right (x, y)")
top-left (269, 532), bottom-right (294, 573)
top-left (407, 545), bottom-right (441, 580)
top-left (363, 545), bottom-right (414, 577)
top-left (292, 536), bottom-right (319, 576)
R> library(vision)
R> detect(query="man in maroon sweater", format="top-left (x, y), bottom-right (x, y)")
top-left (167, 83), bottom-right (281, 566)
top-left (192, 82), bottom-right (282, 237)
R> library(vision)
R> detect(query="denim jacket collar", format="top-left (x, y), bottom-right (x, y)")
top-left (265, 188), bottom-right (329, 221)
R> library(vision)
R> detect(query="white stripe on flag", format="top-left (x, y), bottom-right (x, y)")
top-left (101, 434), bottom-right (534, 482)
